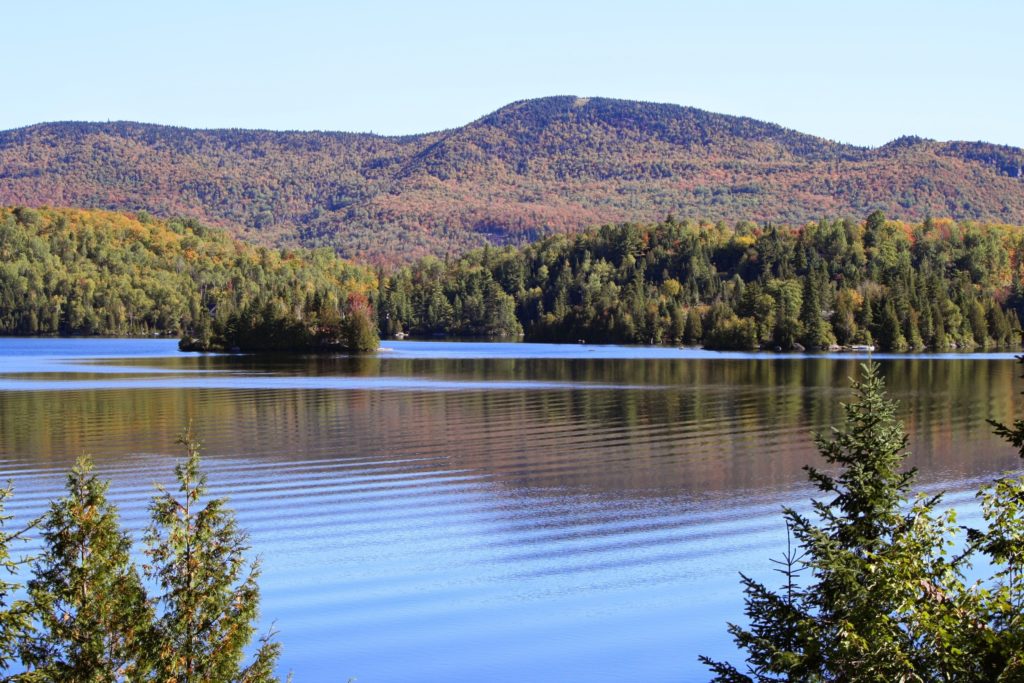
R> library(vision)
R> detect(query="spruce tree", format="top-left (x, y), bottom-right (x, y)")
top-left (144, 434), bottom-right (282, 683)
top-left (683, 308), bottom-right (703, 345)
top-left (701, 363), bottom-right (983, 680)
top-left (22, 458), bottom-right (153, 682)
top-left (798, 267), bottom-right (835, 350)
top-left (0, 483), bottom-right (30, 674)
top-left (876, 300), bottom-right (907, 351)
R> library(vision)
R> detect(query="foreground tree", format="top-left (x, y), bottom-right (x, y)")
top-left (13, 440), bottom-right (286, 681)
top-left (21, 458), bottom-right (153, 682)
top-left (0, 483), bottom-right (30, 675)
top-left (144, 433), bottom-right (282, 683)
top-left (702, 361), bottom-right (1024, 681)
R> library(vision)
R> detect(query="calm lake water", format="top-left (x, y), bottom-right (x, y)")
top-left (1, 338), bottom-right (1022, 682)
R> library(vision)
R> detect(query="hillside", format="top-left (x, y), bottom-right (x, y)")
top-left (0, 206), bottom-right (376, 338)
top-left (2, 97), bottom-right (1023, 263)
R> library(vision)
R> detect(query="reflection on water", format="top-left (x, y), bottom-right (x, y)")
top-left (0, 339), bottom-right (1021, 682)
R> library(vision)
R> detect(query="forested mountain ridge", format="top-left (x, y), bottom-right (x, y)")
top-left (2, 96), bottom-right (1023, 263)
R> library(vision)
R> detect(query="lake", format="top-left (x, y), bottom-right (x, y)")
top-left (1, 338), bottom-right (1021, 681)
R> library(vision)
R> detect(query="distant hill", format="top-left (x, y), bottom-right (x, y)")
top-left (2, 96), bottom-right (1023, 263)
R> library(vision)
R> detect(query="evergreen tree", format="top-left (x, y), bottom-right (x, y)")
top-left (831, 290), bottom-right (857, 346)
top-left (0, 483), bottom-right (30, 674)
top-left (703, 362), bottom-right (1024, 681)
top-left (144, 434), bottom-right (282, 683)
top-left (968, 299), bottom-right (990, 348)
top-left (798, 269), bottom-right (834, 350)
top-left (22, 458), bottom-right (153, 682)
top-left (668, 305), bottom-right (685, 344)
top-left (683, 308), bottom-right (703, 345)
top-left (987, 300), bottom-right (1013, 346)
top-left (876, 300), bottom-right (907, 351)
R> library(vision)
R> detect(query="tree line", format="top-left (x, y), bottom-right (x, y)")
top-left (0, 434), bottom-right (284, 682)
top-left (0, 206), bottom-right (379, 352)
top-left (3, 206), bottom-right (1023, 354)
top-left (379, 212), bottom-right (1024, 351)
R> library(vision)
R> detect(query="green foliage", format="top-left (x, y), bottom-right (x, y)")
top-left (21, 459), bottom-right (153, 682)
top-left (0, 484), bottom-right (30, 674)
top-left (0, 207), bottom-right (377, 350)
top-left (0, 435), bottom-right (285, 681)
top-left (683, 308), bottom-right (703, 345)
top-left (144, 433), bottom-right (281, 682)
top-left (702, 362), bottom-right (1024, 681)
top-left (342, 297), bottom-right (381, 353)
top-left (382, 214), bottom-right (1022, 351)
top-left (378, 256), bottom-right (522, 339)
top-left (2, 206), bottom-right (1020, 355)
top-left (182, 293), bottom-right (379, 354)
top-left (704, 314), bottom-right (759, 351)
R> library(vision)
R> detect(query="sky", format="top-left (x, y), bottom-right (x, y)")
top-left (2, 0), bottom-right (1022, 147)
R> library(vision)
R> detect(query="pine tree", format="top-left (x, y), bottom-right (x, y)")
top-left (22, 458), bottom-right (153, 682)
top-left (144, 434), bottom-right (282, 683)
top-left (683, 308), bottom-right (703, 345)
top-left (701, 363), bottom-right (989, 680)
top-left (0, 483), bottom-right (31, 674)
top-left (876, 300), bottom-right (907, 351)
top-left (798, 268), bottom-right (835, 350)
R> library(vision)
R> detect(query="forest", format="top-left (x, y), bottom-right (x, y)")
top-left (0, 206), bottom-right (379, 352)
top-left (2, 206), bottom-right (1023, 354)
top-left (379, 212), bottom-right (1024, 351)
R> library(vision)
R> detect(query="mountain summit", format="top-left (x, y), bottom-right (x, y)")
top-left (2, 96), bottom-right (1022, 262)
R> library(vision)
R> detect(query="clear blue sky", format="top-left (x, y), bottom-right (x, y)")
top-left (3, 0), bottom-right (1021, 147)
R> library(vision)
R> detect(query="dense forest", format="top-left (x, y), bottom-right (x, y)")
top-left (0, 206), bottom-right (379, 351)
top-left (2, 97), bottom-right (1023, 263)
top-left (2, 206), bottom-right (1022, 354)
top-left (378, 212), bottom-right (1024, 351)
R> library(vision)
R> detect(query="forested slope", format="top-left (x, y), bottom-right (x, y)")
top-left (3, 206), bottom-right (1022, 354)
top-left (2, 97), bottom-right (1022, 263)
top-left (0, 207), bottom-right (377, 342)
top-left (378, 212), bottom-right (1024, 351)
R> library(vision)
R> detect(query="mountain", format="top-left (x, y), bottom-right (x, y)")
top-left (2, 96), bottom-right (1023, 263)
